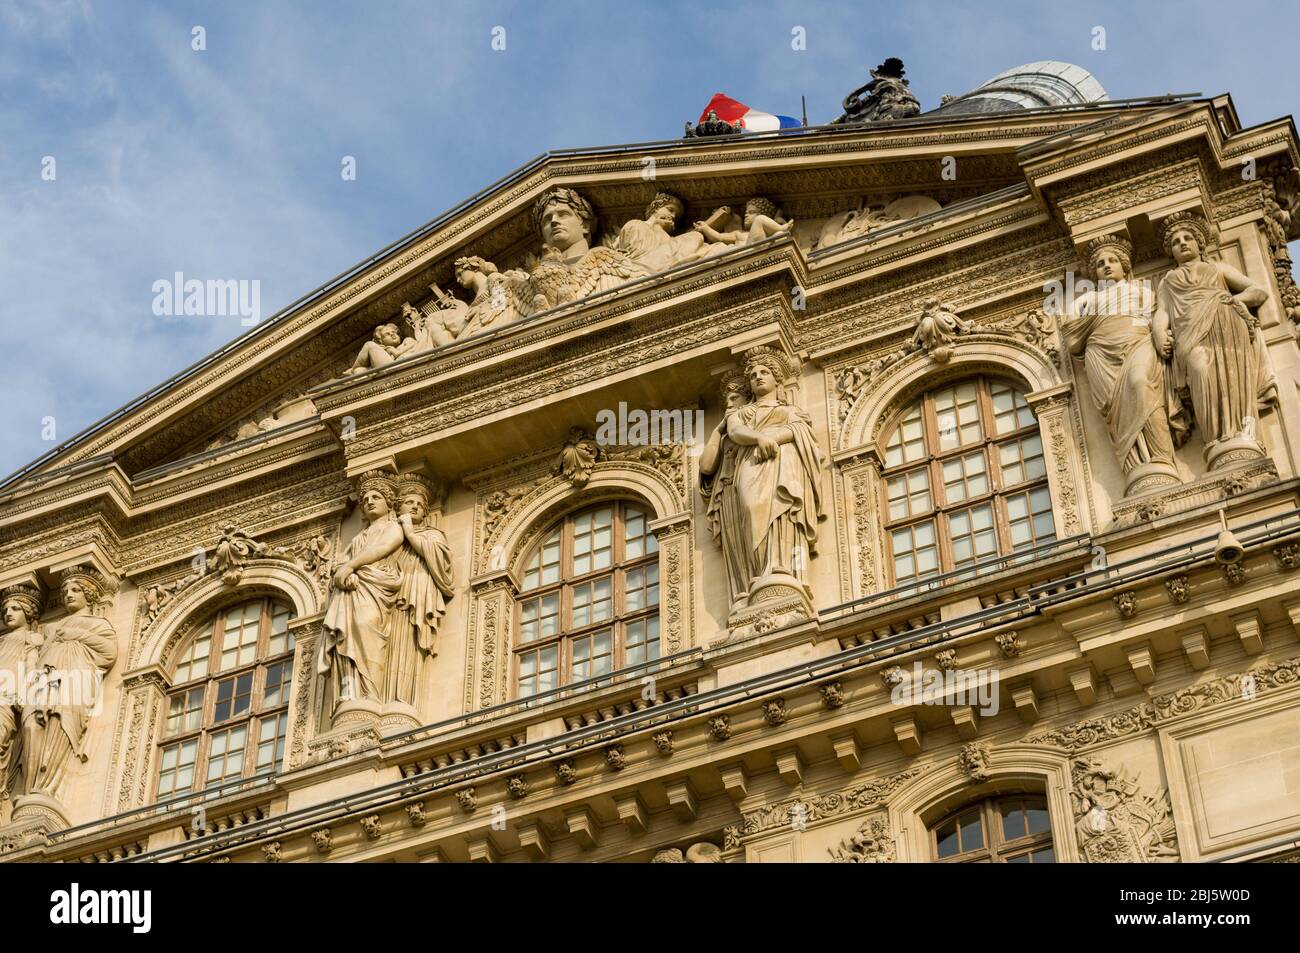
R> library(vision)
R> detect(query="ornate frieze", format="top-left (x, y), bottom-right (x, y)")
top-left (723, 768), bottom-right (923, 849)
top-left (1028, 655), bottom-right (1300, 749)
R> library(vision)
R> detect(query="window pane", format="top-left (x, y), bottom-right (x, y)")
top-left (518, 646), bottom-right (558, 698)
top-left (1006, 488), bottom-right (1056, 549)
top-left (933, 381), bottom-right (982, 450)
top-left (255, 712), bottom-right (289, 773)
top-left (887, 467), bottom-right (932, 521)
top-left (522, 528), bottom-right (561, 590)
top-left (948, 503), bottom-right (997, 568)
top-left (1030, 846), bottom-right (1055, 863)
top-left (205, 725), bottom-right (248, 784)
top-left (625, 616), bottom-right (660, 667)
top-left (233, 672), bottom-right (254, 717)
top-left (891, 519), bottom-right (939, 583)
top-left (220, 605), bottom-right (260, 671)
top-left (1026, 806), bottom-right (1051, 836)
top-left (941, 451), bottom-right (988, 504)
top-left (625, 563), bottom-right (660, 613)
top-left (1001, 802), bottom-right (1028, 842)
top-left (262, 661), bottom-right (291, 708)
top-left (174, 628), bottom-right (212, 683)
top-left (165, 686), bottom-right (205, 737)
top-left (519, 593), bottom-right (559, 644)
top-left (885, 403), bottom-right (926, 467)
top-left (157, 739), bottom-right (198, 797)
top-left (213, 677), bottom-right (234, 723)
top-left (935, 819), bottom-right (959, 859)
top-left (571, 576), bottom-right (613, 628)
top-left (624, 507), bottom-right (657, 558)
top-left (990, 382), bottom-right (1035, 434)
top-left (998, 434), bottom-right (1046, 487)
top-left (571, 629), bottom-right (613, 682)
top-left (267, 602), bottom-right (295, 655)
top-left (958, 811), bottom-right (984, 853)
top-left (573, 506), bottom-right (614, 575)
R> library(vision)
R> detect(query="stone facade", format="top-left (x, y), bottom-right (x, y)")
top-left (1, 71), bottom-right (1299, 863)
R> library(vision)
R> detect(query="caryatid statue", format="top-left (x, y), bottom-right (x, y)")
top-left (1064, 234), bottom-right (1187, 495)
top-left (384, 473), bottom-right (455, 709)
top-left (21, 567), bottom-right (118, 805)
top-left (699, 347), bottom-right (827, 613)
top-left (0, 584), bottom-right (43, 797)
top-left (526, 187), bottom-right (648, 310)
top-left (700, 372), bottom-right (753, 611)
top-left (1153, 211), bottom-right (1278, 470)
top-left (317, 471), bottom-right (404, 708)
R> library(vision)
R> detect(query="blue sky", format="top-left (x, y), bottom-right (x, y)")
top-left (2, 0), bottom-right (1298, 478)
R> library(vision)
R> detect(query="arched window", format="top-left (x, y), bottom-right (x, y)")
top-left (931, 795), bottom-right (1055, 863)
top-left (155, 597), bottom-right (296, 798)
top-left (881, 377), bottom-right (1054, 585)
top-left (514, 501), bottom-right (659, 698)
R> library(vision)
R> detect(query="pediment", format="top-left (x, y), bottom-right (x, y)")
top-left (6, 97), bottom-right (1281, 499)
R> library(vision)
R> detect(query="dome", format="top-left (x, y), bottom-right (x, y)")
top-left (932, 61), bottom-right (1108, 116)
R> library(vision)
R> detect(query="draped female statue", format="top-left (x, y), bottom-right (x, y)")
top-left (699, 347), bottom-right (826, 612)
top-left (700, 372), bottom-right (752, 612)
top-left (317, 471), bottom-right (404, 707)
top-left (1063, 234), bottom-right (1186, 494)
top-left (1153, 212), bottom-right (1277, 470)
top-left (21, 567), bottom-right (117, 802)
top-left (384, 473), bottom-right (455, 709)
top-left (0, 585), bottom-right (42, 797)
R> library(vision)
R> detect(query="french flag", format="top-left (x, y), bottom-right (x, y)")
top-left (698, 93), bottom-right (800, 132)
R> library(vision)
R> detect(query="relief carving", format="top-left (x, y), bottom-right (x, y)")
top-left (829, 816), bottom-right (896, 863)
top-left (1071, 757), bottom-right (1179, 863)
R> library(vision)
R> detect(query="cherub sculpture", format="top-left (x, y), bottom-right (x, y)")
top-left (693, 197), bottom-right (793, 247)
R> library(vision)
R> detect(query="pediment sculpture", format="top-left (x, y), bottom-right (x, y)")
top-left (815, 194), bottom-right (942, 249)
top-left (337, 187), bottom-right (814, 383)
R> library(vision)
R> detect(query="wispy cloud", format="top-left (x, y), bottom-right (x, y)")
top-left (1, 0), bottom-right (1297, 476)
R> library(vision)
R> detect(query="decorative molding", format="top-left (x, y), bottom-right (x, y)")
top-left (723, 767), bottom-right (923, 849)
top-left (1028, 656), bottom-right (1300, 749)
